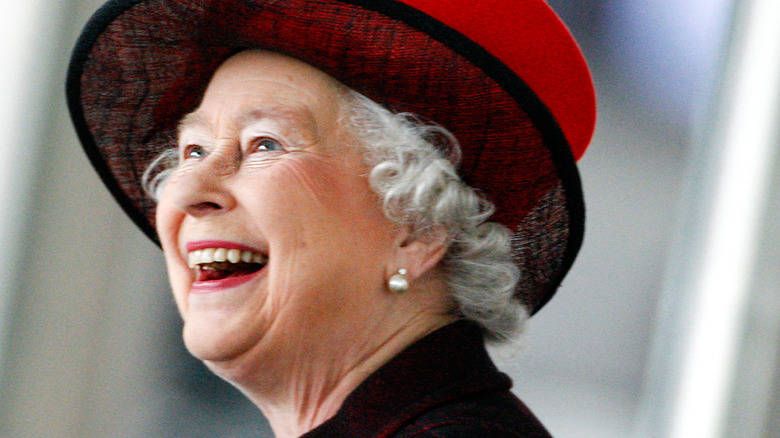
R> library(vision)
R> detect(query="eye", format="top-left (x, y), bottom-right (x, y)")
top-left (251, 137), bottom-right (284, 152)
top-left (183, 144), bottom-right (207, 159)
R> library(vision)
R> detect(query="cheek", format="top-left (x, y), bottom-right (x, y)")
top-left (262, 156), bottom-right (391, 239)
top-left (155, 197), bottom-right (178, 271)
top-left (272, 163), bottom-right (398, 293)
top-left (155, 188), bottom-right (192, 310)
top-left (155, 181), bottom-right (183, 242)
top-left (272, 155), bottom-right (339, 201)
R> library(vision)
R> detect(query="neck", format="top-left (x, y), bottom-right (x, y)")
top-left (204, 312), bottom-right (453, 438)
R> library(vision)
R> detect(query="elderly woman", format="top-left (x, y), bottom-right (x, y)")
top-left (67, 0), bottom-right (595, 436)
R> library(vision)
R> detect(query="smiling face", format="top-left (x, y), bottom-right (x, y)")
top-left (156, 51), bottom-right (406, 366)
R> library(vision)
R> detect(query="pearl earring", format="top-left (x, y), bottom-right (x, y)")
top-left (388, 268), bottom-right (409, 293)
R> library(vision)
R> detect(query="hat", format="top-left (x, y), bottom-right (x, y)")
top-left (66, 0), bottom-right (596, 315)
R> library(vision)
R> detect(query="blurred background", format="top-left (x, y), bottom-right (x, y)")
top-left (1, 0), bottom-right (779, 437)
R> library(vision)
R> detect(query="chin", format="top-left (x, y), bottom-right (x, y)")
top-left (181, 318), bottom-right (260, 363)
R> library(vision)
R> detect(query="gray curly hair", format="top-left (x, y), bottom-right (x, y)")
top-left (143, 89), bottom-right (529, 341)
top-left (342, 91), bottom-right (528, 341)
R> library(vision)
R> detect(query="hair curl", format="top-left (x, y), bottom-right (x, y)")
top-left (142, 90), bottom-right (529, 341)
top-left (341, 92), bottom-right (528, 341)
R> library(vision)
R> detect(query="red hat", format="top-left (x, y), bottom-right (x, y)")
top-left (66, 0), bottom-right (596, 314)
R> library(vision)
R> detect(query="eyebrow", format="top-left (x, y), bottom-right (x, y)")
top-left (177, 111), bottom-right (210, 133)
top-left (178, 106), bottom-right (320, 140)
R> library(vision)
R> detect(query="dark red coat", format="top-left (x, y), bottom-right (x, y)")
top-left (302, 321), bottom-right (552, 437)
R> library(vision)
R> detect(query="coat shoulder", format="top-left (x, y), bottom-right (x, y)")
top-left (391, 390), bottom-right (552, 438)
top-left (394, 422), bottom-right (538, 437)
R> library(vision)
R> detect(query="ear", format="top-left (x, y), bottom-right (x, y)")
top-left (387, 227), bottom-right (449, 282)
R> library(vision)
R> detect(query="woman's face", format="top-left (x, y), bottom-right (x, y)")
top-left (156, 51), bottom-right (404, 365)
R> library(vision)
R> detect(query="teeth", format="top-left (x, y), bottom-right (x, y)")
top-left (188, 250), bottom-right (201, 268)
top-left (188, 247), bottom-right (267, 269)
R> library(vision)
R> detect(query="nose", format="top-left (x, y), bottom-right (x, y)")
top-left (167, 145), bottom-right (240, 218)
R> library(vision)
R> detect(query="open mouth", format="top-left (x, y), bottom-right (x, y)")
top-left (188, 247), bottom-right (268, 282)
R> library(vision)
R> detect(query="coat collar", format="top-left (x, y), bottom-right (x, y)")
top-left (303, 320), bottom-right (511, 437)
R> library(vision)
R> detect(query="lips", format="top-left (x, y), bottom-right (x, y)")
top-left (185, 241), bottom-right (268, 292)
